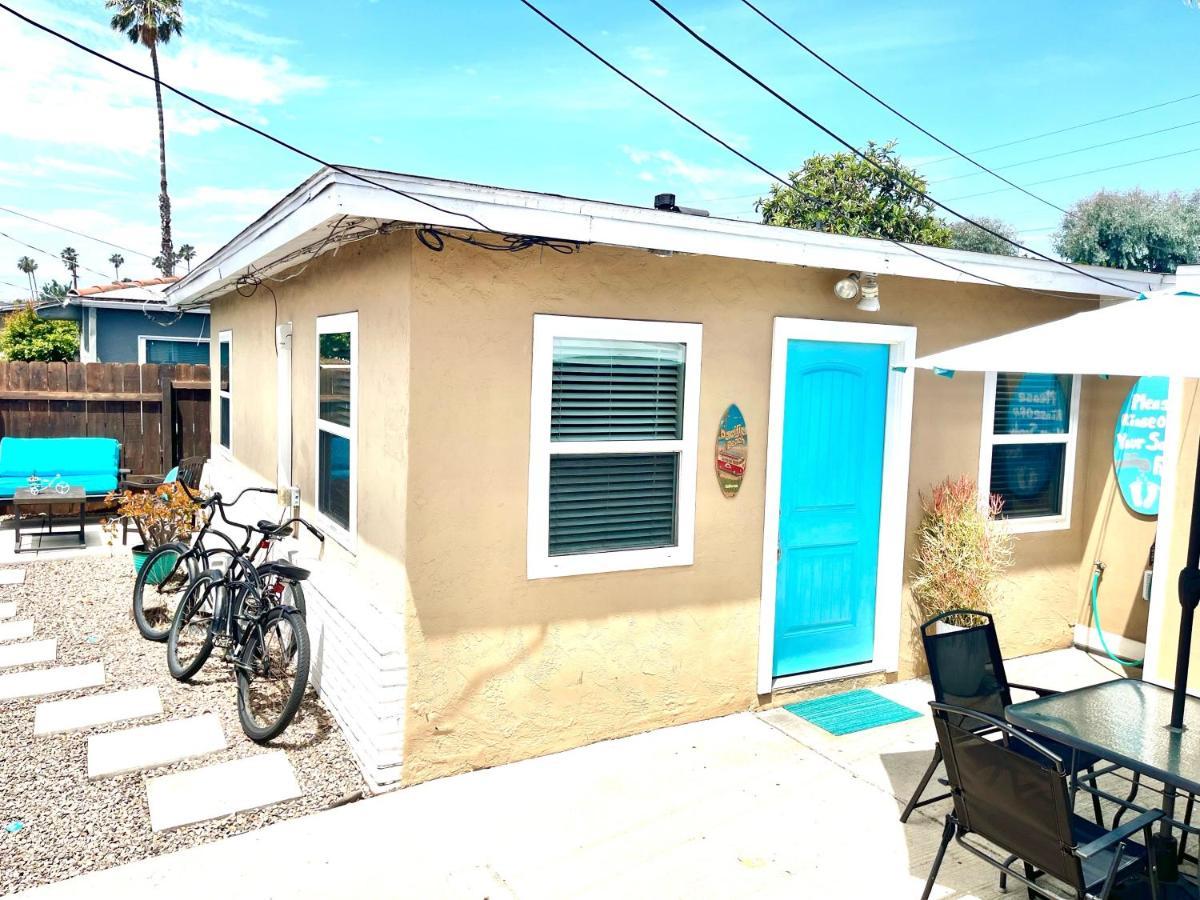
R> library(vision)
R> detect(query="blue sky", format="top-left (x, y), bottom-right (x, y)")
top-left (3, 0), bottom-right (1200, 295)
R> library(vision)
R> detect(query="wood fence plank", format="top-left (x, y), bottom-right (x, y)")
top-left (27, 363), bottom-right (48, 440)
top-left (65, 362), bottom-right (86, 438)
top-left (10, 362), bottom-right (29, 439)
top-left (141, 364), bottom-right (162, 473)
top-left (122, 364), bottom-right (143, 475)
top-left (159, 365), bottom-right (175, 468)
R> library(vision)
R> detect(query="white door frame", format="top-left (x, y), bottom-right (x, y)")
top-left (757, 317), bottom-right (917, 695)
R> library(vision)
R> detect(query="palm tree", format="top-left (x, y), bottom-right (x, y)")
top-left (107, 0), bottom-right (183, 276)
top-left (108, 252), bottom-right (124, 281)
top-left (60, 247), bottom-right (80, 290)
top-left (16, 256), bottom-right (38, 300)
top-left (177, 243), bottom-right (195, 272)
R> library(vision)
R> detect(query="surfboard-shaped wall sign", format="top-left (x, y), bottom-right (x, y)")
top-left (716, 404), bottom-right (747, 498)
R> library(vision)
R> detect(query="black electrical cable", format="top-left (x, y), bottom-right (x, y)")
top-left (0, 206), bottom-right (154, 258)
top-left (516, 0), bottom-right (1090, 297)
top-left (415, 227), bottom-right (579, 254)
top-left (737, 0), bottom-right (1072, 218)
top-left (648, 0), bottom-right (1138, 296)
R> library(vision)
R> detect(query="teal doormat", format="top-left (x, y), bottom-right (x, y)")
top-left (784, 688), bottom-right (921, 736)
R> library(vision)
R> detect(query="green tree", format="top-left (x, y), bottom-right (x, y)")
top-left (16, 256), bottom-right (38, 299)
top-left (108, 252), bottom-right (124, 280)
top-left (39, 280), bottom-right (69, 304)
top-left (176, 243), bottom-right (195, 272)
top-left (0, 304), bottom-right (80, 361)
top-left (60, 246), bottom-right (80, 289)
top-left (756, 140), bottom-right (952, 246)
top-left (152, 250), bottom-right (175, 275)
top-left (948, 216), bottom-right (1019, 256)
top-left (107, 0), bottom-right (184, 276)
top-left (1053, 189), bottom-right (1200, 273)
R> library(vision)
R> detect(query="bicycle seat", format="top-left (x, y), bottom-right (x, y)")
top-left (256, 519), bottom-right (292, 538)
top-left (258, 560), bottom-right (310, 582)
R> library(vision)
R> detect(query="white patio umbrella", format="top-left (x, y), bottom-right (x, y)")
top-left (899, 288), bottom-right (1200, 731)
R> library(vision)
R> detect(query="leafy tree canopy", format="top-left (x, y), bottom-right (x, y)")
top-left (0, 304), bottom-right (80, 362)
top-left (947, 217), bottom-right (1019, 256)
top-left (756, 140), bottom-right (952, 247)
top-left (1053, 189), bottom-right (1200, 273)
top-left (39, 280), bottom-right (69, 304)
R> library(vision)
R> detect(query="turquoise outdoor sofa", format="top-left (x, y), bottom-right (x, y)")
top-left (0, 437), bottom-right (122, 499)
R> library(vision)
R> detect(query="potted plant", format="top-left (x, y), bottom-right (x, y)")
top-left (911, 475), bottom-right (1014, 633)
top-left (102, 483), bottom-right (201, 581)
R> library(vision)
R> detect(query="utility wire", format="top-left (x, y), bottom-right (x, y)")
top-left (0, 2), bottom-right (497, 238)
top-left (932, 118), bottom-right (1200, 185)
top-left (0, 205), bottom-right (154, 258)
top-left (517, 0), bottom-right (1103, 298)
top-left (648, 0), bottom-right (1137, 295)
top-left (920, 90), bottom-right (1200, 166)
top-left (0, 229), bottom-right (111, 280)
top-left (949, 144), bottom-right (1200, 202)
top-left (736, 0), bottom-right (1071, 217)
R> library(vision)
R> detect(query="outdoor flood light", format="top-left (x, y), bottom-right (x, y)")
top-left (834, 273), bottom-right (860, 300)
top-left (856, 273), bottom-right (880, 312)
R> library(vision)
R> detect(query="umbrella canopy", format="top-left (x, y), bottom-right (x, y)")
top-left (899, 289), bottom-right (1200, 379)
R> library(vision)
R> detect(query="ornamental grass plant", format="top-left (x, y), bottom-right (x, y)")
top-left (911, 475), bottom-right (1014, 627)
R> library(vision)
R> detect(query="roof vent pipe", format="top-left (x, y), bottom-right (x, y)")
top-left (653, 193), bottom-right (710, 217)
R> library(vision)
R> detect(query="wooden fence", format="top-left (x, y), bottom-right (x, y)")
top-left (0, 361), bottom-right (211, 475)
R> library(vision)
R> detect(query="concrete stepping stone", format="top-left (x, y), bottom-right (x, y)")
top-left (0, 639), bottom-right (55, 670)
top-left (0, 602), bottom-right (14, 620)
top-left (0, 662), bottom-right (104, 701)
top-left (0, 620), bottom-right (33, 643)
top-left (0, 568), bottom-right (26, 585)
top-left (146, 751), bottom-right (301, 832)
top-left (88, 714), bottom-right (226, 780)
top-left (35, 686), bottom-right (162, 736)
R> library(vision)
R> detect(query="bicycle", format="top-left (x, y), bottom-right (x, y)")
top-left (166, 513), bottom-right (323, 741)
top-left (132, 484), bottom-right (315, 642)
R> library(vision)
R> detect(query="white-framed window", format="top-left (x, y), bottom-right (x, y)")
top-left (979, 372), bottom-right (1080, 533)
top-left (218, 330), bottom-right (232, 452)
top-left (139, 335), bottom-right (211, 365)
top-left (527, 314), bottom-right (702, 579)
top-left (315, 312), bottom-right (357, 549)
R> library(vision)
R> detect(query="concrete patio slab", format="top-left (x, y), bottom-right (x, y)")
top-left (0, 620), bottom-right (33, 642)
top-left (34, 686), bottom-right (162, 736)
top-left (87, 714), bottom-right (226, 780)
top-left (0, 638), bottom-right (55, 669)
top-left (0, 601), bottom-right (15, 620)
top-left (0, 567), bottom-right (26, 584)
top-left (146, 751), bottom-right (302, 832)
top-left (0, 661), bottom-right (103, 701)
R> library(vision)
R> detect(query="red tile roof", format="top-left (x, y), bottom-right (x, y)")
top-left (74, 276), bottom-right (181, 297)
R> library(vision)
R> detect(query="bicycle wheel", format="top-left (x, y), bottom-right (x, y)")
top-left (264, 578), bottom-right (306, 617)
top-left (167, 572), bottom-right (217, 681)
top-left (236, 607), bottom-right (310, 742)
top-left (132, 542), bottom-right (193, 642)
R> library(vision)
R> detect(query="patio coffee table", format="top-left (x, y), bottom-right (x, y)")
top-left (13, 486), bottom-right (86, 554)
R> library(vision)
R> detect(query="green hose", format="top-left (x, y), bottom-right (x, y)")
top-left (1089, 566), bottom-right (1144, 668)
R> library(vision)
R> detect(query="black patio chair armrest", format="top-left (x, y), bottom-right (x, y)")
top-left (1008, 682), bottom-right (1058, 697)
top-left (1076, 809), bottom-right (1163, 859)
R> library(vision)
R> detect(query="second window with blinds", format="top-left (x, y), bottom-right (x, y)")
top-left (979, 371), bottom-right (1080, 533)
top-left (527, 315), bottom-right (702, 579)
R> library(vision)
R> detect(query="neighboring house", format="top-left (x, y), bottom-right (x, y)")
top-left (37, 277), bottom-right (210, 364)
top-left (168, 166), bottom-right (1186, 792)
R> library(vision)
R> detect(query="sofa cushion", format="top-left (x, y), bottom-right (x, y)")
top-left (0, 437), bottom-right (119, 478)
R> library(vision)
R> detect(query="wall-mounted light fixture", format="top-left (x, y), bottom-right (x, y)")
top-left (832, 272), bottom-right (880, 312)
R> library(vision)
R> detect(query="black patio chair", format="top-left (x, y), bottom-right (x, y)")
top-left (921, 703), bottom-right (1160, 900)
top-left (900, 609), bottom-right (1105, 826)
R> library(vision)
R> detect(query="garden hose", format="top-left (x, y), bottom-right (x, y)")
top-left (1089, 563), bottom-right (1144, 668)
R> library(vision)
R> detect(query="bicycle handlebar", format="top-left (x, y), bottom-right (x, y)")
top-left (274, 517), bottom-right (325, 543)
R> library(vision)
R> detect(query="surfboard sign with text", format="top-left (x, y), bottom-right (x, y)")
top-left (716, 404), bottom-right (747, 498)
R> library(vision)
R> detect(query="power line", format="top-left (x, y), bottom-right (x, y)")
top-left (736, 0), bottom-right (1071, 218)
top-left (516, 1), bottom-right (1100, 298)
top-left (920, 90), bottom-right (1200, 167)
top-left (648, 0), bottom-right (1137, 295)
top-left (0, 229), bottom-right (111, 280)
top-left (932, 118), bottom-right (1200, 185)
top-left (948, 144), bottom-right (1200, 202)
top-left (0, 205), bottom-right (154, 258)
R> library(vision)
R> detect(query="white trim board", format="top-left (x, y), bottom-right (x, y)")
top-left (757, 317), bottom-right (917, 696)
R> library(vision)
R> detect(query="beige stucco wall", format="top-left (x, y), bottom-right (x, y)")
top-left (399, 237), bottom-right (1103, 783)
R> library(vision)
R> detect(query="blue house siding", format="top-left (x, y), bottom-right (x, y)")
top-left (95, 309), bottom-right (210, 364)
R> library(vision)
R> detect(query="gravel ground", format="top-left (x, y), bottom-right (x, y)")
top-left (0, 555), bottom-right (367, 895)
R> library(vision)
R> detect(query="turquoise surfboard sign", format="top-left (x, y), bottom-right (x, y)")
top-left (716, 404), bottom-right (747, 497)
top-left (1113, 375), bottom-right (1169, 517)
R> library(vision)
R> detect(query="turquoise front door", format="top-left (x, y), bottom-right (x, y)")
top-left (773, 339), bottom-right (889, 677)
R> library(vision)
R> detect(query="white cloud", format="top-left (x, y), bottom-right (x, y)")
top-left (33, 157), bottom-right (134, 180)
top-left (140, 43), bottom-right (326, 105)
top-left (621, 147), bottom-right (765, 188)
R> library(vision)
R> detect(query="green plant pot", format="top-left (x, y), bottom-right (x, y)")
top-left (132, 545), bottom-right (177, 586)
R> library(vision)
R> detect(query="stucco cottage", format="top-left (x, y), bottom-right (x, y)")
top-left (167, 166), bottom-right (1184, 791)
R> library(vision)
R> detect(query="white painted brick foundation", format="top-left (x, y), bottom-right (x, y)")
top-left (206, 456), bottom-right (407, 792)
